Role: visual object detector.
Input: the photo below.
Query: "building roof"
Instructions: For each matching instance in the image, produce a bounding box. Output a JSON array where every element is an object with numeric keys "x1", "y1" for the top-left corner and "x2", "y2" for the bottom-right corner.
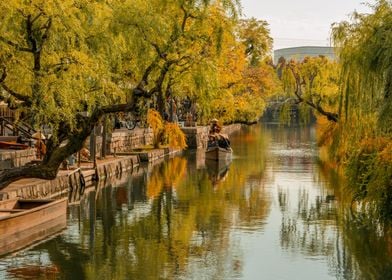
[{"x1": 273, "y1": 46, "x2": 336, "y2": 65}]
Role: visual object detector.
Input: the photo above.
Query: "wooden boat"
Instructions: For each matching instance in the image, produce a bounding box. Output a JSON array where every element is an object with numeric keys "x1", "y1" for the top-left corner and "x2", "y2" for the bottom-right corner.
[
  {"x1": 205, "y1": 145, "x2": 233, "y2": 161},
  {"x1": 0, "y1": 198, "x2": 67, "y2": 256},
  {"x1": 0, "y1": 141, "x2": 29, "y2": 150}
]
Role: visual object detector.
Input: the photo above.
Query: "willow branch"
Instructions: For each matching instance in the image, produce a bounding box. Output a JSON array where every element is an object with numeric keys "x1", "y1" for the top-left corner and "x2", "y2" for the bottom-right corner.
[
  {"x1": 0, "y1": 68, "x2": 32, "y2": 106},
  {"x1": 0, "y1": 36, "x2": 32, "y2": 52}
]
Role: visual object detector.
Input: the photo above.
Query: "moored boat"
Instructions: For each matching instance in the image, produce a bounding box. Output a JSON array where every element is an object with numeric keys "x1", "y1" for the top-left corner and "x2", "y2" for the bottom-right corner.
[
  {"x1": 0, "y1": 198, "x2": 67, "y2": 256},
  {"x1": 205, "y1": 144, "x2": 232, "y2": 161},
  {"x1": 206, "y1": 118, "x2": 232, "y2": 161},
  {"x1": 0, "y1": 141, "x2": 29, "y2": 150}
]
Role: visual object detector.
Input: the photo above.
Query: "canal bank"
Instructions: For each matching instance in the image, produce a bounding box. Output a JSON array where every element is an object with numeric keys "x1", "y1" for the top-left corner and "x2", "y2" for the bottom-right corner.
[
  {"x1": 2, "y1": 124, "x2": 390, "y2": 280},
  {"x1": 0, "y1": 124, "x2": 242, "y2": 201}
]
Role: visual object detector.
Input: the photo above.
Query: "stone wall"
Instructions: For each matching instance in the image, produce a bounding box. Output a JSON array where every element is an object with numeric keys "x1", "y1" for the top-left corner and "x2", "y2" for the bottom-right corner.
[
  {"x1": 0, "y1": 171, "x2": 72, "y2": 200},
  {"x1": 181, "y1": 124, "x2": 242, "y2": 149},
  {"x1": 181, "y1": 126, "x2": 209, "y2": 149},
  {"x1": 126, "y1": 147, "x2": 182, "y2": 162},
  {"x1": 95, "y1": 156, "x2": 139, "y2": 181},
  {"x1": 107, "y1": 128, "x2": 153, "y2": 154},
  {"x1": 97, "y1": 124, "x2": 242, "y2": 154},
  {"x1": 222, "y1": 124, "x2": 242, "y2": 135},
  {"x1": 0, "y1": 149, "x2": 36, "y2": 170},
  {"x1": 0, "y1": 155, "x2": 141, "y2": 201}
]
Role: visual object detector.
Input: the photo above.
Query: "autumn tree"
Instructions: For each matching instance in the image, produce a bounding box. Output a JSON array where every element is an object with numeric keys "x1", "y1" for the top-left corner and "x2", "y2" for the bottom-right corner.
[
  {"x1": 331, "y1": 0, "x2": 392, "y2": 219},
  {"x1": 0, "y1": 0, "x2": 242, "y2": 187},
  {"x1": 116, "y1": 0, "x2": 241, "y2": 117},
  {"x1": 0, "y1": 1, "x2": 135, "y2": 187},
  {"x1": 279, "y1": 56, "x2": 340, "y2": 123},
  {"x1": 209, "y1": 17, "x2": 278, "y2": 124},
  {"x1": 239, "y1": 18, "x2": 272, "y2": 67}
]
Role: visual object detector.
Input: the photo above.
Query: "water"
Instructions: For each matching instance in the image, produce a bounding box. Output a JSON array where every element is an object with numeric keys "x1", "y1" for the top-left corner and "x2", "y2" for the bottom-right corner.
[{"x1": 1, "y1": 124, "x2": 392, "y2": 280}]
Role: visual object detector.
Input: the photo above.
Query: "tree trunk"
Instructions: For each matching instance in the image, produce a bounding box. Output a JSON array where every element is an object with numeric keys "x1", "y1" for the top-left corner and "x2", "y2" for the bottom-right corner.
[
  {"x1": 0, "y1": 164, "x2": 58, "y2": 189},
  {"x1": 157, "y1": 92, "x2": 165, "y2": 116},
  {"x1": 0, "y1": 102, "x2": 136, "y2": 189}
]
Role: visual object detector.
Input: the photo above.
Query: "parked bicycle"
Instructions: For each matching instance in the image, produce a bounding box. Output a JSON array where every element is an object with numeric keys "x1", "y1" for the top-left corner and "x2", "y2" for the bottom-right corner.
[{"x1": 114, "y1": 112, "x2": 148, "y2": 130}]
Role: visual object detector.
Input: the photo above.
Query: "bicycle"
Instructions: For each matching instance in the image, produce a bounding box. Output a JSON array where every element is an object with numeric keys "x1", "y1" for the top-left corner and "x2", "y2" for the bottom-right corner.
[{"x1": 123, "y1": 113, "x2": 148, "y2": 130}]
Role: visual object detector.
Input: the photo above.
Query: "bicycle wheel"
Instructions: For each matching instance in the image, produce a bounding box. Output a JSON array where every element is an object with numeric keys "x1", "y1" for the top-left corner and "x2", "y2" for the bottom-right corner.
[{"x1": 126, "y1": 120, "x2": 137, "y2": 130}]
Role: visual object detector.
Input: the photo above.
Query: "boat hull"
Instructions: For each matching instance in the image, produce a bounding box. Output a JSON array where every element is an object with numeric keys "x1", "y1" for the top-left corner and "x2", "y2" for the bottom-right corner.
[
  {"x1": 205, "y1": 146, "x2": 232, "y2": 161},
  {"x1": 0, "y1": 198, "x2": 67, "y2": 256},
  {"x1": 0, "y1": 141, "x2": 29, "y2": 150}
]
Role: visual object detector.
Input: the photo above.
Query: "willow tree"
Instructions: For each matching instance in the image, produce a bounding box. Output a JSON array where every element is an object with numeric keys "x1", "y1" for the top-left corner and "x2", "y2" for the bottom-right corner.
[
  {"x1": 115, "y1": 0, "x2": 242, "y2": 118},
  {"x1": 209, "y1": 17, "x2": 278, "y2": 124},
  {"x1": 331, "y1": 0, "x2": 392, "y2": 218},
  {"x1": 239, "y1": 18, "x2": 272, "y2": 67},
  {"x1": 0, "y1": 0, "x2": 244, "y2": 187},
  {"x1": 279, "y1": 56, "x2": 340, "y2": 123},
  {"x1": 0, "y1": 1, "x2": 137, "y2": 187}
]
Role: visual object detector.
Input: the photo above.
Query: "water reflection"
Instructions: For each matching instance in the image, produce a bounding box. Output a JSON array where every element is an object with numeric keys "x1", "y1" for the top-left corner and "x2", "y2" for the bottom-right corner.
[
  {"x1": 205, "y1": 159, "x2": 231, "y2": 187},
  {"x1": 1, "y1": 124, "x2": 392, "y2": 279},
  {"x1": 7, "y1": 265, "x2": 59, "y2": 279}
]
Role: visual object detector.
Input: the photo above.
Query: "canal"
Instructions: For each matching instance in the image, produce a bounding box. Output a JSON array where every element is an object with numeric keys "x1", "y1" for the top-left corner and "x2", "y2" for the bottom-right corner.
[{"x1": 1, "y1": 124, "x2": 392, "y2": 279}]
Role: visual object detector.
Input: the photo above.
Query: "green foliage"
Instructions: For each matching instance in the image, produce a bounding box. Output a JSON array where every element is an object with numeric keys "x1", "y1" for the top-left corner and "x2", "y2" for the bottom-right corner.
[
  {"x1": 332, "y1": 0, "x2": 392, "y2": 126},
  {"x1": 0, "y1": 0, "x2": 277, "y2": 130},
  {"x1": 331, "y1": 0, "x2": 392, "y2": 220},
  {"x1": 238, "y1": 18, "x2": 273, "y2": 66},
  {"x1": 346, "y1": 138, "x2": 392, "y2": 219},
  {"x1": 0, "y1": 0, "x2": 279, "y2": 185},
  {"x1": 0, "y1": 1, "x2": 124, "y2": 136},
  {"x1": 279, "y1": 56, "x2": 340, "y2": 123}
]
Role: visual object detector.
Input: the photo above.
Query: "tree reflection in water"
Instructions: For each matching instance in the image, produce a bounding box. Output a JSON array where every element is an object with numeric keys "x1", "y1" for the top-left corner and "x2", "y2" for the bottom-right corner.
[
  {"x1": 278, "y1": 159, "x2": 392, "y2": 279},
  {"x1": 0, "y1": 148, "x2": 270, "y2": 280},
  {"x1": 2, "y1": 125, "x2": 392, "y2": 279}
]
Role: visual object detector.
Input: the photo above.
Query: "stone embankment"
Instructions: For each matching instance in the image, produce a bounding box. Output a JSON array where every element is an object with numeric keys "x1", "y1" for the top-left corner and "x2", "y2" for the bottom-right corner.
[
  {"x1": 107, "y1": 128, "x2": 153, "y2": 154},
  {"x1": 182, "y1": 123, "x2": 242, "y2": 149},
  {"x1": 0, "y1": 123, "x2": 242, "y2": 201},
  {"x1": 0, "y1": 156, "x2": 140, "y2": 201},
  {"x1": 0, "y1": 149, "x2": 36, "y2": 170}
]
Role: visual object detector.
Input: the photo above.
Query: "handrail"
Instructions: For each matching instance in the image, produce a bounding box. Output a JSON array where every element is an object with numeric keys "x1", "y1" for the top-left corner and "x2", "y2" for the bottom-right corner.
[
  {"x1": 66, "y1": 167, "x2": 81, "y2": 177},
  {"x1": 0, "y1": 106, "x2": 15, "y2": 118},
  {"x1": 0, "y1": 117, "x2": 34, "y2": 138}
]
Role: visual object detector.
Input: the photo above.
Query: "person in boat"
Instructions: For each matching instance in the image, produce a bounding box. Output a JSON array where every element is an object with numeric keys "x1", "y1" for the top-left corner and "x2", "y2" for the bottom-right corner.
[
  {"x1": 209, "y1": 118, "x2": 221, "y2": 135},
  {"x1": 208, "y1": 119, "x2": 230, "y2": 149}
]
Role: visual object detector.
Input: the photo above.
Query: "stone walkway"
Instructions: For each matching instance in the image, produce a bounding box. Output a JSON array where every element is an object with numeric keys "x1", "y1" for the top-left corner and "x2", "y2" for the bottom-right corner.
[
  {"x1": 0, "y1": 123, "x2": 241, "y2": 201},
  {"x1": 0, "y1": 155, "x2": 139, "y2": 201}
]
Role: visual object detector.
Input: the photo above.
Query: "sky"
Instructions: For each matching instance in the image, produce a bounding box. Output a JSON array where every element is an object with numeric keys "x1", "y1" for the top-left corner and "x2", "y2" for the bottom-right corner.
[{"x1": 240, "y1": 0, "x2": 373, "y2": 50}]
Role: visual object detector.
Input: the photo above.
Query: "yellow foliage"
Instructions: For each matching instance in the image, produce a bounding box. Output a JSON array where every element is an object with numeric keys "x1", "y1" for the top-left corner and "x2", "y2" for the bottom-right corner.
[
  {"x1": 147, "y1": 157, "x2": 187, "y2": 199},
  {"x1": 147, "y1": 109, "x2": 163, "y2": 131},
  {"x1": 379, "y1": 142, "x2": 392, "y2": 163},
  {"x1": 163, "y1": 123, "x2": 187, "y2": 149},
  {"x1": 147, "y1": 109, "x2": 187, "y2": 149},
  {"x1": 147, "y1": 109, "x2": 164, "y2": 148},
  {"x1": 282, "y1": 56, "x2": 340, "y2": 118}
]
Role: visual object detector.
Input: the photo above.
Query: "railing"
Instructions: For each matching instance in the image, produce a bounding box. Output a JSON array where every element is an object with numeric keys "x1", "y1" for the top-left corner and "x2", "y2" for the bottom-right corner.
[
  {"x1": 0, "y1": 106, "x2": 15, "y2": 119},
  {"x1": 0, "y1": 117, "x2": 35, "y2": 139}
]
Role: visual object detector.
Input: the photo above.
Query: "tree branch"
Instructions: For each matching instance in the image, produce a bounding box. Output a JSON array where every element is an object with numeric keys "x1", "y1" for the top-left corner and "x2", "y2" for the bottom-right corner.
[
  {"x1": 287, "y1": 63, "x2": 338, "y2": 122},
  {"x1": 0, "y1": 36, "x2": 32, "y2": 52},
  {"x1": 0, "y1": 68, "x2": 32, "y2": 106}
]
